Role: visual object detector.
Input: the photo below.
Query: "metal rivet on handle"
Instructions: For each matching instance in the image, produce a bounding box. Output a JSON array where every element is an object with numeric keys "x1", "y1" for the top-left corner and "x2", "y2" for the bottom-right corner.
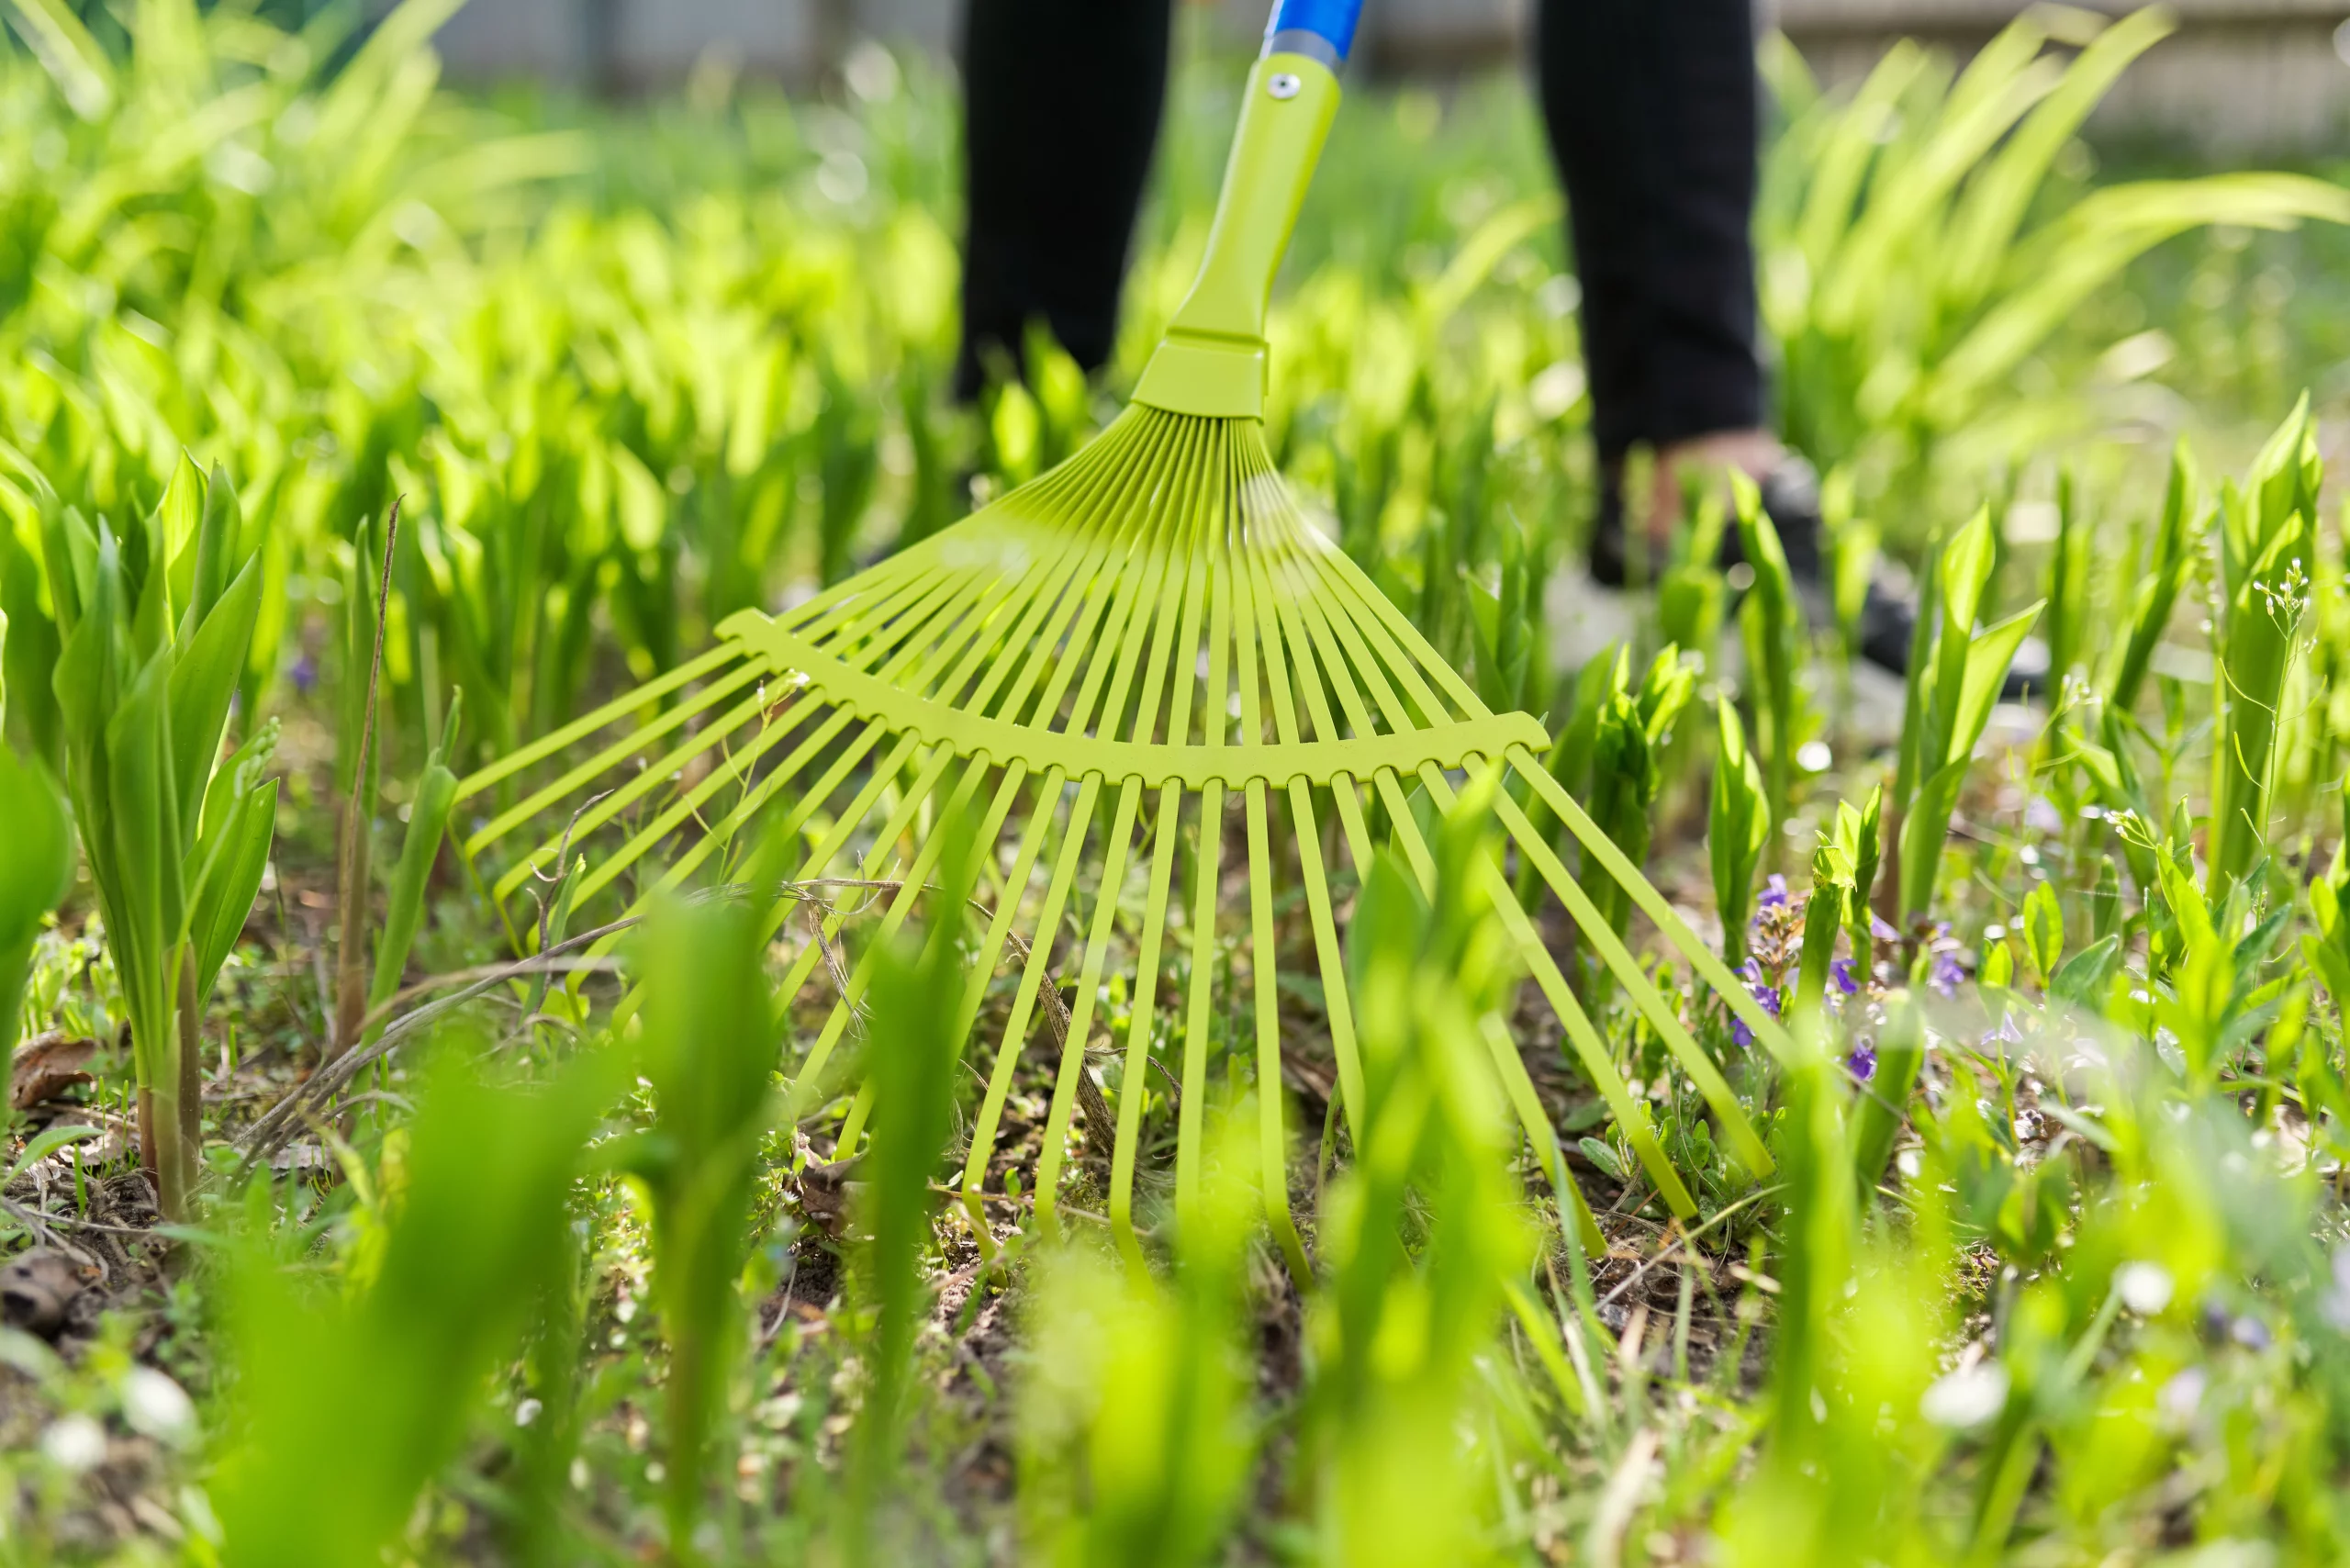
[{"x1": 1268, "y1": 73, "x2": 1302, "y2": 99}]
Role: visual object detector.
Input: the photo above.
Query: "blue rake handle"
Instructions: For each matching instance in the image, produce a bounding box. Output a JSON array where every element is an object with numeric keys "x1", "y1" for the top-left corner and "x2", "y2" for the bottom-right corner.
[{"x1": 1264, "y1": 0, "x2": 1363, "y2": 67}]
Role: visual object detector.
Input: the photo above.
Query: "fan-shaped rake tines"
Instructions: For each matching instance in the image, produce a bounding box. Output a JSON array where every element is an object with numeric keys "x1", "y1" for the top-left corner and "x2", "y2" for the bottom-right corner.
[{"x1": 453, "y1": 404, "x2": 1793, "y2": 1282}]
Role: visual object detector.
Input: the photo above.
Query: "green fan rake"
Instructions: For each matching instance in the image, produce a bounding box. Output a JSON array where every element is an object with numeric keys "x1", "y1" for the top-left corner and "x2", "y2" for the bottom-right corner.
[{"x1": 453, "y1": 3, "x2": 1788, "y2": 1279}]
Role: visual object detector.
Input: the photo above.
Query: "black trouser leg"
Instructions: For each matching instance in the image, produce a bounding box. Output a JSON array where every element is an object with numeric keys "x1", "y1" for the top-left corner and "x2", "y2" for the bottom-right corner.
[
  {"x1": 957, "y1": 0, "x2": 1174, "y2": 400},
  {"x1": 1534, "y1": 0, "x2": 1764, "y2": 466}
]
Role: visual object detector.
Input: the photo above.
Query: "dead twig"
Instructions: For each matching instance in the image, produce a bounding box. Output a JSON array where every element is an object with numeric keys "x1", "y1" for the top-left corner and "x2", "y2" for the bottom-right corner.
[
  {"x1": 238, "y1": 916, "x2": 644, "y2": 1169},
  {"x1": 0, "y1": 1193, "x2": 145, "y2": 1249},
  {"x1": 1595, "y1": 1184, "x2": 1783, "y2": 1313},
  {"x1": 330, "y1": 498, "x2": 401, "y2": 1062}
]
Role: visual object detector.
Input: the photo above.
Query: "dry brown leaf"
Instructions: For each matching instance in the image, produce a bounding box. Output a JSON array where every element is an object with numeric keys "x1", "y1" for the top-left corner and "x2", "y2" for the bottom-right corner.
[{"x1": 10, "y1": 1034, "x2": 98, "y2": 1110}]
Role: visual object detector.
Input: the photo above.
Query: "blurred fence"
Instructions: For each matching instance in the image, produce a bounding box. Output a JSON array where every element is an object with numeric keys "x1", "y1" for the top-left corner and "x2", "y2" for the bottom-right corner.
[{"x1": 429, "y1": 0, "x2": 2350, "y2": 150}]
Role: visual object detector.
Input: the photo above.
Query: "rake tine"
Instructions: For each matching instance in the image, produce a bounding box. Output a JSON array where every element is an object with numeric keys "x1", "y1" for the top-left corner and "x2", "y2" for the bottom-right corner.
[
  {"x1": 1287, "y1": 778, "x2": 1364, "y2": 1132},
  {"x1": 1245, "y1": 781, "x2": 1314, "y2": 1288},
  {"x1": 942, "y1": 762, "x2": 1052, "y2": 1253},
  {"x1": 1035, "y1": 778, "x2": 1142, "y2": 1236},
  {"x1": 1369, "y1": 767, "x2": 1438, "y2": 891},
  {"x1": 961, "y1": 774, "x2": 1095, "y2": 1226},
  {"x1": 766, "y1": 738, "x2": 943, "y2": 1087},
  {"x1": 617, "y1": 544, "x2": 1033, "y2": 931},
  {"x1": 490, "y1": 683, "x2": 800, "y2": 902},
  {"x1": 1173, "y1": 780, "x2": 1225, "y2": 1223},
  {"x1": 533, "y1": 564, "x2": 1001, "y2": 907},
  {"x1": 510, "y1": 537, "x2": 1055, "y2": 891},
  {"x1": 1486, "y1": 780, "x2": 1774, "y2": 1177},
  {"x1": 1378, "y1": 767, "x2": 1697, "y2": 1220},
  {"x1": 1303, "y1": 538, "x2": 1487, "y2": 722},
  {"x1": 580, "y1": 710, "x2": 880, "y2": 913},
  {"x1": 1248, "y1": 544, "x2": 1380, "y2": 907},
  {"x1": 946, "y1": 761, "x2": 1042, "y2": 1042},
  {"x1": 464, "y1": 657, "x2": 770, "y2": 853},
  {"x1": 458, "y1": 641, "x2": 740, "y2": 801},
  {"x1": 941, "y1": 531, "x2": 1112, "y2": 721},
  {"x1": 642, "y1": 564, "x2": 1081, "y2": 963},
  {"x1": 1263, "y1": 521, "x2": 1460, "y2": 735},
  {"x1": 845, "y1": 555, "x2": 1031, "y2": 694},
  {"x1": 788, "y1": 755, "x2": 994, "y2": 1107},
  {"x1": 1512, "y1": 750, "x2": 1797, "y2": 1063},
  {"x1": 958, "y1": 412, "x2": 1184, "y2": 730},
  {"x1": 1069, "y1": 449, "x2": 1194, "y2": 744},
  {"x1": 773, "y1": 550, "x2": 948, "y2": 666},
  {"x1": 1108, "y1": 782, "x2": 1181, "y2": 1268},
  {"x1": 982, "y1": 515, "x2": 1152, "y2": 732},
  {"x1": 889, "y1": 521, "x2": 1102, "y2": 699},
  {"x1": 1324, "y1": 775, "x2": 1377, "y2": 890},
  {"x1": 604, "y1": 708, "x2": 865, "y2": 922},
  {"x1": 1479, "y1": 1012, "x2": 1606, "y2": 1255}
]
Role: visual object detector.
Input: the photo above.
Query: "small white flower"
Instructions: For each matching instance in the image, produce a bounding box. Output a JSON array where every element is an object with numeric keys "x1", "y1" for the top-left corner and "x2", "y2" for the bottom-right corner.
[
  {"x1": 1921, "y1": 1362, "x2": 2009, "y2": 1429},
  {"x1": 514, "y1": 1397, "x2": 543, "y2": 1428},
  {"x1": 1528, "y1": 360, "x2": 1586, "y2": 422},
  {"x1": 121, "y1": 1367, "x2": 196, "y2": 1446},
  {"x1": 2116, "y1": 1261, "x2": 2175, "y2": 1316},
  {"x1": 2159, "y1": 1367, "x2": 2208, "y2": 1426},
  {"x1": 2322, "y1": 1245, "x2": 2350, "y2": 1332},
  {"x1": 41, "y1": 1414, "x2": 107, "y2": 1473}
]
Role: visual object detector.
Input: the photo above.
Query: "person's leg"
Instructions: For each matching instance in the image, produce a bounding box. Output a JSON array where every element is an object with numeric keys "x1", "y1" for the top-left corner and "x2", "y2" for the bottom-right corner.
[
  {"x1": 1533, "y1": 1, "x2": 2042, "y2": 687},
  {"x1": 957, "y1": 0, "x2": 1174, "y2": 399},
  {"x1": 1536, "y1": 0, "x2": 1765, "y2": 521}
]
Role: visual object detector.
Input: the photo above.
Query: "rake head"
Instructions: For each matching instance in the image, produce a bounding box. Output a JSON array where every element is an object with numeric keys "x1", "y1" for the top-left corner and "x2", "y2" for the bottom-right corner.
[{"x1": 453, "y1": 22, "x2": 1789, "y2": 1278}]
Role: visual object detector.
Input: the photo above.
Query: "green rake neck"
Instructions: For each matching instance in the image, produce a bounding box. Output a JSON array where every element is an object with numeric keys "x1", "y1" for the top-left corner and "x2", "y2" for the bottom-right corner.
[{"x1": 1131, "y1": 49, "x2": 1341, "y2": 420}]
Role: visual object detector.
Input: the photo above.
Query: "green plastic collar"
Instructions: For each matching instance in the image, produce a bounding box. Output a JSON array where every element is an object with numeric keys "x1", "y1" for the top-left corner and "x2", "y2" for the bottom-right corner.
[{"x1": 1131, "y1": 53, "x2": 1340, "y2": 420}]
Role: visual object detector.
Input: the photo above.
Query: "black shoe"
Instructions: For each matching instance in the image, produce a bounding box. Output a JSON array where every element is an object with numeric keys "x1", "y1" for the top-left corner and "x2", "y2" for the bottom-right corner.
[
  {"x1": 1585, "y1": 467, "x2": 1640, "y2": 589},
  {"x1": 1587, "y1": 455, "x2": 2044, "y2": 701}
]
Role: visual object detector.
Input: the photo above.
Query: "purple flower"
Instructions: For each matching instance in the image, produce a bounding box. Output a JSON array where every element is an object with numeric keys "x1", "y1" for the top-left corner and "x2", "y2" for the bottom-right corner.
[
  {"x1": 1871, "y1": 913, "x2": 1900, "y2": 944},
  {"x1": 1845, "y1": 1041, "x2": 1877, "y2": 1081},
  {"x1": 1831, "y1": 958, "x2": 1859, "y2": 996},
  {"x1": 1930, "y1": 951, "x2": 1965, "y2": 997},
  {"x1": 1730, "y1": 958, "x2": 1781, "y2": 1048},
  {"x1": 1759, "y1": 874, "x2": 1791, "y2": 911},
  {"x1": 1977, "y1": 1014, "x2": 2022, "y2": 1057},
  {"x1": 289, "y1": 652, "x2": 319, "y2": 694}
]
